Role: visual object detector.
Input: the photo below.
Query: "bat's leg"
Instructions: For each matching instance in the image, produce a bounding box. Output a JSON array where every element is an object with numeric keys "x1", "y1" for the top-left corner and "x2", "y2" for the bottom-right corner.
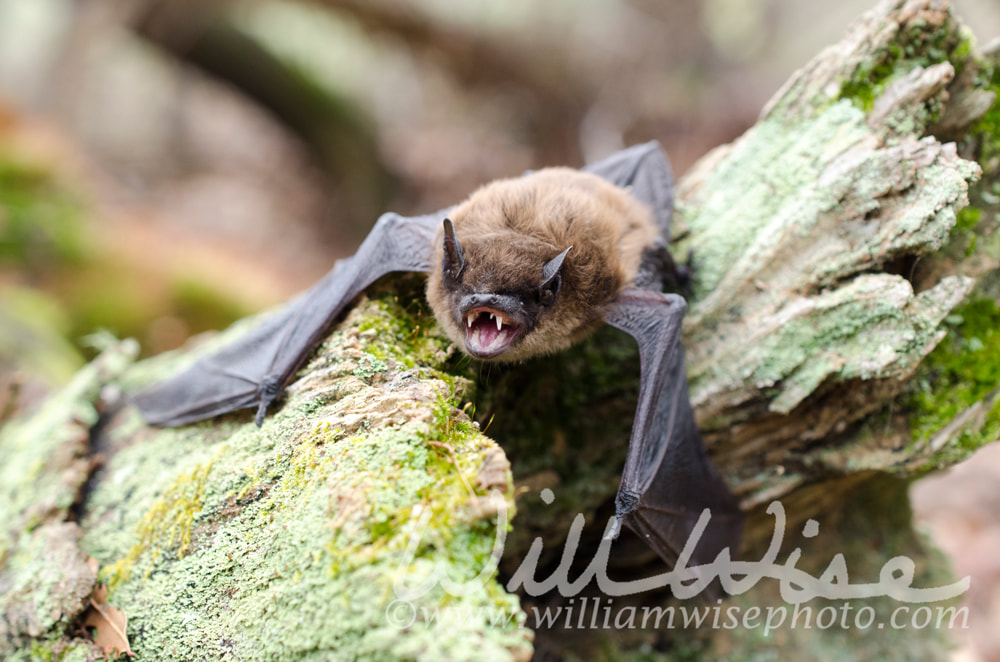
[
  {"x1": 672, "y1": 248, "x2": 694, "y2": 290},
  {"x1": 603, "y1": 288, "x2": 742, "y2": 571},
  {"x1": 633, "y1": 239, "x2": 670, "y2": 291}
]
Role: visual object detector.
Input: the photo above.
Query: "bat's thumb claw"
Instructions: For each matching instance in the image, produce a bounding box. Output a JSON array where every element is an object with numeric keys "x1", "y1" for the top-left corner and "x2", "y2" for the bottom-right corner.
[
  {"x1": 604, "y1": 516, "x2": 624, "y2": 541},
  {"x1": 607, "y1": 489, "x2": 638, "y2": 540}
]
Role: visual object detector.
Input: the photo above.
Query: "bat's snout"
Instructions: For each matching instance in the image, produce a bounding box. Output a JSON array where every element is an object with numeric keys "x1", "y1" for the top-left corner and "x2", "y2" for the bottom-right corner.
[{"x1": 458, "y1": 293, "x2": 527, "y2": 359}]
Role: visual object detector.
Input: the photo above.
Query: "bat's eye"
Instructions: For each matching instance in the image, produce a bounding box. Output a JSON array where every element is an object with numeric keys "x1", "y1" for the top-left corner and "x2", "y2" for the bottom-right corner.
[{"x1": 537, "y1": 246, "x2": 572, "y2": 308}]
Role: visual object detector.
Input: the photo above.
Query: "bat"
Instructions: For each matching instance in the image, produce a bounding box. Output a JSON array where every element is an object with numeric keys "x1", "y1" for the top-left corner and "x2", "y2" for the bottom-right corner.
[{"x1": 134, "y1": 141, "x2": 743, "y2": 576}]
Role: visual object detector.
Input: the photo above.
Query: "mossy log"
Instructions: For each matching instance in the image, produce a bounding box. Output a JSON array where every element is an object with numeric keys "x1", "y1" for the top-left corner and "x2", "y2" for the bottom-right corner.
[{"x1": 3, "y1": 1, "x2": 1000, "y2": 660}]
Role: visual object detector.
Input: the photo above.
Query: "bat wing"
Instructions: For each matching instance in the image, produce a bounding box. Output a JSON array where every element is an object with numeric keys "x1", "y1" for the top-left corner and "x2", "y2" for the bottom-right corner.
[
  {"x1": 603, "y1": 288, "x2": 743, "y2": 572},
  {"x1": 134, "y1": 210, "x2": 447, "y2": 426},
  {"x1": 583, "y1": 141, "x2": 674, "y2": 241},
  {"x1": 592, "y1": 143, "x2": 740, "y2": 581}
]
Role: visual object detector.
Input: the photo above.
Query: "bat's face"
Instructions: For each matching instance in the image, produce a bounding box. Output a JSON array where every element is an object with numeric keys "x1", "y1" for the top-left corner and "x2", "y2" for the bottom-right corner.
[
  {"x1": 429, "y1": 218, "x2": 572, "y2": 361},
  {"x1": 425, "y1": 168, "x2": 655, "y2": 362}
]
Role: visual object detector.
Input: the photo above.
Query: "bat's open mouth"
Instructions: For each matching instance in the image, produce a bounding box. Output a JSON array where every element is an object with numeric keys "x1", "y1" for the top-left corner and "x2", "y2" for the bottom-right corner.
[{"x1": 463, "y1": 307, "x2": 521, "y2": 358}]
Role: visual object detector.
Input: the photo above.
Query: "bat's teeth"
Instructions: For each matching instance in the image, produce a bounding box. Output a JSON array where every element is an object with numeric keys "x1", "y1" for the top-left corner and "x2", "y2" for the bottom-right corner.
[
  {"x1": 467, "y1": 312, "x2": 475, "y2": 328},
  {"x1": 496, "y1": 315, "x2": 503, "y2": 331}
]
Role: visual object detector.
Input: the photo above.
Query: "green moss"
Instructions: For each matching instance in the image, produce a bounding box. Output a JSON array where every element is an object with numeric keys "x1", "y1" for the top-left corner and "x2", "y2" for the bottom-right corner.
[
  {"x1": 325, "y1": 391, "x2": 495, "y2": 570},
  {"x1": 950, "y1": 27, "x2": 974, "y2": 70},
  {"x1": 838, "y1": 14, "x2": 969, "y2": 119},
  {"x1": 906, "y1": 298, "x2": 1000, "y2": 462},
  {"x1": 354, "y1": 279, "x2": 455, "y2": 370},
  {"x1": 679, "y1": 101, "x2": 880, "y2": 300},
  {"x1": 953, "y1": 206, "x2": 981, "y2": 233},
  {"x1": 429, "y1": 390, "x2": 476, "y2": 446},
  {"x1": 839, "y1": 42, "x2": 903, "y2": 112},
  {"x1": 28, "y1": 642, "x2": 53, "y2": 662},
  {"x1": 949, "y1": 206, "x2": 984, "y2": 257},
  {"x1": 0, "y1": 341, "x2": 136, "y2": 547}
]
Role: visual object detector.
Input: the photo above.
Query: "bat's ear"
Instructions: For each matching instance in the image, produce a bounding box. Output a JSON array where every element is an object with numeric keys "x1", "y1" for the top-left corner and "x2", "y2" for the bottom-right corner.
[
  {"x1": 538, "y1": 246, "x2": 572, "y2": 307},
  {"x1": 441, "y1": 218, "x2": 465, "y2": 289}
]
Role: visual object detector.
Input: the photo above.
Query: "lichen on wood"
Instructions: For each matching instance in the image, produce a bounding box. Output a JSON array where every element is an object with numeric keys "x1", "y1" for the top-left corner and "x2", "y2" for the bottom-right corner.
[
  {"x1": 0, "y1": 339, "x2": 136, "y2": 659},
  {"x1": 81, "y1": 286, "x2": 531, "y2": 662},
  {"x1": 673, "y1": 0, "x2": 999, "y2": 507}
]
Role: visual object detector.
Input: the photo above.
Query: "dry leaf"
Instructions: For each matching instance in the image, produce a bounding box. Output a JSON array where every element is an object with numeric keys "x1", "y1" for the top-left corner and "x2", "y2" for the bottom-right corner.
[{"x1": 82, "y1": 583, "x2": 134, "y2": 659}]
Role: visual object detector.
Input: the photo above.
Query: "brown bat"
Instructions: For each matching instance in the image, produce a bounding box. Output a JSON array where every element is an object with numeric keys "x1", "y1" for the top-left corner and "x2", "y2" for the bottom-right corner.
[
  {"x1": 428, "y1": 167, "x2": 660, "y2": 361},
  {"x1": 134, "y1": 142, "x2": 743, "y2": 574}
]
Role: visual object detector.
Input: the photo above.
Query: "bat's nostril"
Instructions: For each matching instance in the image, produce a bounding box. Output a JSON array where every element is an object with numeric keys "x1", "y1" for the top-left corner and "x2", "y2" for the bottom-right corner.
[{"x1": 489, "y1": 295, "x2": 498, "y2": 305}]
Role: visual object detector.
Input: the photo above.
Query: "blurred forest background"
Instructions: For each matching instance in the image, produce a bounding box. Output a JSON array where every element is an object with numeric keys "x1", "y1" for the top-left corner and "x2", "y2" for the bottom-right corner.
[{"x1": 1, "y1": 0, "x2": 1000, "y2": 659}]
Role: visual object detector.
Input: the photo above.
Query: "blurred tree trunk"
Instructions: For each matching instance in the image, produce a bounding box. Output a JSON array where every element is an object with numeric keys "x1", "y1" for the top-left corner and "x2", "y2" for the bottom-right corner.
[
  {"x1": 133, "y1": 0, "x2": 395, "y2": 241},
  {"x1": 46, "y1": 0, "x2": 393, "y2": 243},
  {"x1": 135, "y1": 0, "x2": 591, "y2": 164}
]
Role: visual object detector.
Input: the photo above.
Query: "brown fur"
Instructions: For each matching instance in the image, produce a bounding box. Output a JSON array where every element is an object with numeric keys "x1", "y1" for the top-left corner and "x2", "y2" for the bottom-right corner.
[{"x1": 426, "y1": 168, "x2": 659, "y2": 361}]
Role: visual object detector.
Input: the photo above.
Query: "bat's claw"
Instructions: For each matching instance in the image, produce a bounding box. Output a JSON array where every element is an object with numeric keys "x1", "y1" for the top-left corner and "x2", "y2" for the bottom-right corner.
[
  {"x1": 255, "y1": 375, "x2": 283, "y2": 426},
  {"x1": 254, "y1": 398, "x2": 273, "y2": 426},
  {"x1": 604, "y1": 515, "x2": 624, "y2": 541}
]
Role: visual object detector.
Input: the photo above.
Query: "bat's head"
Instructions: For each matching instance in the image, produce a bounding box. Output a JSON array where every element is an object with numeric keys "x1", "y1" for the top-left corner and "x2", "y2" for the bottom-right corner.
[
  {"x1": 431, "y1": 218, "x2": 573, "y2": 360},
  {"x1": 425, "y1": 168, "x2": 655, "y2": 361}
]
